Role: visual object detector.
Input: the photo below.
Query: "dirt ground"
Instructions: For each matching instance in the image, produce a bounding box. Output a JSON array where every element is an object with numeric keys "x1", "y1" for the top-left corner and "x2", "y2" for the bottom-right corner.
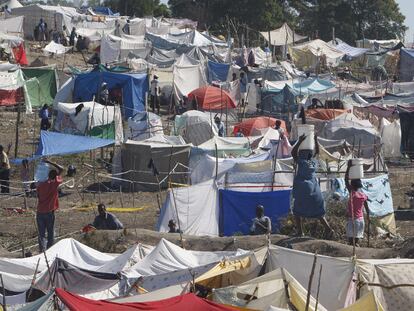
[{"x1": 1, "y1": 45, "x2": 414, "y2": 258}]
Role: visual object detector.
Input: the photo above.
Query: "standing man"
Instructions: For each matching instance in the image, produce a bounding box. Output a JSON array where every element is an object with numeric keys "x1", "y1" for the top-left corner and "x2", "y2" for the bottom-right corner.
[
  {"x1": 0, "y1": 144, "x2": 11, "y2": 194},
  {"x1": 214, "y1": 115, "x2": 225, "y2": 137},
  {"x1": 150, "y1": 75, "x2": 160, "y2": 114},
  {"x1": 39, "y1": 104, "x2": 50, "y2": 131},
  {"x1": 69, "y1": 27, "x2": 77, "y2": 47},
  {"x1": 239, "y1": 72, "x2": 248, "y2": 107},
  {"x1": 36, "y1": 159, "x2": 63, "y2": 252},
  {"x1": 250, "y1": 205, "x2": 271, "y2": 235},
  {"x1": 38, "y1": 18, "x2": 46, "y2": 42}
]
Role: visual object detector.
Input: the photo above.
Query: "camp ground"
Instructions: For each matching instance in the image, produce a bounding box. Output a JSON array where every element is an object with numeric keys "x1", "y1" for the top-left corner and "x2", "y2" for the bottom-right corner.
[{"x1": 1, "y1": 1, "x2": 414, "y2": 310}]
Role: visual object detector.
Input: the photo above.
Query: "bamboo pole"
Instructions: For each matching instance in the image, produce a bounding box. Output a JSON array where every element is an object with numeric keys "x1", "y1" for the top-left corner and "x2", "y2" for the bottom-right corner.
[
  {"x1": 305, "y1": 252, "x2": 318, "y2": 311},
  {"x1": 27, "y1": 258, "x2": 40, "y2": 300}
]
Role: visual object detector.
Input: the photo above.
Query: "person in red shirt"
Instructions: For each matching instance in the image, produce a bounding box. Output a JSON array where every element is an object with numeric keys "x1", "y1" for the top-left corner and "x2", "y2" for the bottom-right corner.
[
  {"x1": 345, "y1": 160, "x2": 370, "y2": 247},
  {"x1": 36, "y1": 159, "x2": 63, "y2": 252}
]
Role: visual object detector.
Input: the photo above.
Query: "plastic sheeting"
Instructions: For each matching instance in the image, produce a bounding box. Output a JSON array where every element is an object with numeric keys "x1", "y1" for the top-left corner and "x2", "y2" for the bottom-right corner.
[
  {"x1": 22, "y1": 66, "x2": 58, "y2": 108},
  {"x1": 157, "y1": 180, "x2": 219, "y2": 236},
  {"x1": 43, "y1": 40, "x2": 71, "y2": 55},
  {"x1": 188, "y1": 86, "x2": 236, "y2": 110},
  {"x1": 0, "y1": 16, "x2": 23, "y2": 33},
  {"x1": 196, "y1": 136, "x2": 257, "y2": 157},
  {"x1": 260, "y1": 23, "x2": 307, "y2": 46},
  {"x1": 266, "y1": 245, "x2": 355, "y2": 311},
  {"x1": 380, "y1": 119, "x2": 401, "y2": 159},
  {"x1": 125, "y1": 111, "x2": 163, "y2": 141},
  {"x1": 330, "y1": 38, "x2": 369, "y2": 59},
  {"x1": 73, "y1": 71, "x2": 148, "y2": 119},
  {"x1": 220, "y1": 189, "x2": 291, "y2": 236},
  {"x1": 399, "y1": 48, "x2": 414, "y2": 82},
  {"x1": 207, "y1": 60, "x2": 230, "y2": 82}
]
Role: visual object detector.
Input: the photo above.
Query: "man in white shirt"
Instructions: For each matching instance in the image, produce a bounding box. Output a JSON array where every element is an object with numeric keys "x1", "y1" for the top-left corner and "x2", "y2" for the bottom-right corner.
[{"x1": 150, "y1": 75, "x2": 160, "y2": 114}]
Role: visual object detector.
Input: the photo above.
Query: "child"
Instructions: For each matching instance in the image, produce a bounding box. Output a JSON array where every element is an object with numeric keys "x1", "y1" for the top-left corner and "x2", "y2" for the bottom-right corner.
[{"x1": 345, "y1": 160, "x2": 370, "y2": 246}]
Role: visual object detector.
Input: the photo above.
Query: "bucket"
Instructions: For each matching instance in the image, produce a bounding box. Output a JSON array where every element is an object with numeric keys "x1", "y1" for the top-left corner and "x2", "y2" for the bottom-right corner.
[
  {"x1": 349, "y1": 158, "x2": 364, "y2": 179},
  {"x1": 296, "y1": 124, "x2": 315, "y2": 150},
  {"x1": 35, "y1": 162, "x2": 50, "y2": 182}
]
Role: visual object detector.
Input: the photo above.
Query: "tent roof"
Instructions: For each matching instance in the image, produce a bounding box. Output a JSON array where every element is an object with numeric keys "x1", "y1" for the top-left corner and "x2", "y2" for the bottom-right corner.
[
  {"x1": 233, "y1": 117, "x2": 287, "y2": 136},
  {"x1": 188, "y1": 86, "x2": 236, "y2": 110},
  {"x1": 56, "y1": 290, "x2": 237, "y2": 311},
  {"x1": 4, "y1": 0, "x2": 22, "y2": 9},
  {"x1": 260, "y1": 23, "x2": 307, "y2": 46},
  {"x1": 329, "y1": 38, "x2": 369, "y2": 58},
  {"x1": 291, "y1": 39, "x2": 345, "y2": 59}
]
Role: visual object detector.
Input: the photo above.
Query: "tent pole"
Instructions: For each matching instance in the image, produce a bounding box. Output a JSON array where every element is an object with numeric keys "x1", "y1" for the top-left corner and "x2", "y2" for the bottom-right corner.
[
  {"x1": 14, "y1": 102, "x2": 22, "y2": 158},
  {"x1": 305, "y1": 252, "x2": 318, "y2": 311},
  {"x1": 315, "y1": 265, "x2": 323, "y2": 311},
  {"x1": 215, "y1": 143, "x2": 218, "y2": 180},
  {"x1": 27, "y1": 258, "x2": 40, "y2": 301}
]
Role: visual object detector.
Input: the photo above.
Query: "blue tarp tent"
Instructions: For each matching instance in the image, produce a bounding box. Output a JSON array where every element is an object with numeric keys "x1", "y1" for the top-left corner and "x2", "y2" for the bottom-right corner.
[
  {"x1": 220, "y1": 189, "x2": 291, "y2": 236},
  {"x1": 35, "y1": 131, "x2": 114, "y2": 157},
  {"x1": 291, "y1": 78, "x2": 335, "y2": 95},
  {"x1": 399, "y1": 49, "x2": 414, "y2": 82},
  {"x1": 93, "y1": 7, "x2": 119, "y2": 16},
  {"x1": 207, "y1": 61, "x2": 230, "y2": 82},
  {"x1": 73, "y1": 72, "x2": 148, "y2": 119}
]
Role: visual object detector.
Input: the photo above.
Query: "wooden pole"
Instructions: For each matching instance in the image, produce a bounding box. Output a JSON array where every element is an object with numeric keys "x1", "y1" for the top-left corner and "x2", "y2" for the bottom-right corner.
[
  {"x1": 43, "y1": 251, "x2": 53, "y2": 288},
  {"x1": 170, "y1": 187, "x2": 184, "y2": 248},
  {"x1": 27, "y1": 258, "x2": 40, "y2": 300},
  {"x1": 305, "y1": 252, "x2": 318, "y2": 311},
  {"x1": 215, "y1": 143, "x2": 218, "y2": 180},
  {"x1": 14, "y1": 102, "x2": 22, "y2": 158},
  {"x1": 315, "y1": 265, "x2": 323, "y2": 311}
]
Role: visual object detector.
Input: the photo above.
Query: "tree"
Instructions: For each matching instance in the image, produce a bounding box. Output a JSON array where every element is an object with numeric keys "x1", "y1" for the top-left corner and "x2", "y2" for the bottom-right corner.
[{"x1": 104, "y1": 0, "x2": 166, "y2": 17}]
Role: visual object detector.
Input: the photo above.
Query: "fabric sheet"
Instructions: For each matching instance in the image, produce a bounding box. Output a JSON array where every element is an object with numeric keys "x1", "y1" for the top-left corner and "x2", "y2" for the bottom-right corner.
[
  {"x1": 266, "y1": 245, "x2": 355, "y2": 311},
  {"x1": 380, "y1": 119, "x2": 401, "y2": 158},
  {"x1": 157, "y1": 180, "x2": 219, "y2": 236},
  {"x1": 220, "y1": 189, "x2": 291, "y2": 236},
  {"x1": 43, "y1": 41, "x2": 71, "y2": 55},
  {"x1": 0, "y1": 16, "x2": 24, "y2": 33},
  {"x1": 208, "y1": 60, "x2": 230, "y2": 82}
]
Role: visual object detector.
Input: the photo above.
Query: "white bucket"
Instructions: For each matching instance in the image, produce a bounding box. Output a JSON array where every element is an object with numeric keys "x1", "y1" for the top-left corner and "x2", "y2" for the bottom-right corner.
[
  {"x1": 297, "y1": 124, "x2": 315, "y2": 150},
  {"x1": 349, "y1": 158, "x2": 364, "y2": 179}
]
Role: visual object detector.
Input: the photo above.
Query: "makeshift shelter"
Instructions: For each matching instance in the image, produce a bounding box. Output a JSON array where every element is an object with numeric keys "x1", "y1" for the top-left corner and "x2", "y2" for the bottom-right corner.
[
  {"x1": 220, "y1": 189, "x2": 291, "y2": 235},
  {"x1": 3, "y1": 0, "x2": 23, "y2": 9},
  {"x1": 125, "y1": 111, "x2": 163, "y2": 141},
  {"x1": 158, "y1": 180, "x2": 219, "y2": 236},
  {"x1": 56, "y1": 290, "x2": 238, "y2": 311},
  {"x1": 380, "y1": 119, "x2": 401, "y2": 159},
  {"x1": 73, "y1": 71, "x2": 148, "y2": 119},
  {"x1": 22, "y1": 66, "x2": 58, "y2": 108},
  {"x1": 213, "y1": 268, "x2": 327, "y2": 311},
  {"x1": 260, "y1": 23, "x2": 307, "y2": 46},
  {"x1": 196, "y1": 136, "x2": 257, "y2": 157},
  {"x1": 43, "y1": 41, "x2": 71, "y2": 55},
  {"x1": 100, "y1": 34, "x2": 149, "y2": 64},
  {"x1": 399, "y1": 48, "x2": 414, "y2": 82},
  {"x1": 0, "y1": 16, "x2": 24, "y2": 34},
  {"x1": 330, "y1": 38, "x2": 369, "y2": 60},
  {"x1": 0, "y1": 69, "x2": 26, "y2": 107},
  {"x1": 54, "y1": 101, "x2": 123, "y2": 142},
  {"x1": 207, "y1": 60, "x2": 230, "y2": 82},
  {"x1": 289, "y1": 39, "x2": 345, "y2": 69},
  {"x1": 174, "y1": 110, "x2": 218, "y2": 146},
  {"x1": 188, "y1": 86, "x2": 236, "y2": 111},
  {"x1": 400, "y1": 111, "x2": 414, "y2": 157},
  {"x1": 233, "y1": 117, "x2": 287, "y2": 136},
  {"x1": 121, "y1": 137, "x2": 191, "y2": 191}
]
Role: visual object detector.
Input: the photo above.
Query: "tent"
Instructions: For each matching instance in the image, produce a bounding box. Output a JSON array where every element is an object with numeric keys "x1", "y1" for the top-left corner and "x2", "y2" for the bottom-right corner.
[
  {"x1": 260, "y1": 23, "x2": 307, "y2": 46},
  {"x1": 0, "y1": 69, "x2": 25, "y2": 107},
  {"x1": 22, "y1": 66, "x2": 58, "y2": 108},
  {"x1": 53, "y1": 101, "x2": 124, "y2": 142},
  {"x1": 188, "y1": 86, "x2": 236, "y2": 110},
  {"x1": 207, "y1": 60, "x2": 230, "y2": 82},
  {"x1": 0, "y1": 16, "x2": 24, "y2": 33},
  {"x1": 174, "y1": 110, "x2": 218, "y2": 146},
  {"x1": 399, "y1": 48, "x2": 414, "y2": 82},
  {"x1": 125, "y1": 111, "x2": 163, "y2": 141},
  {"x1": 400, "y1": 111, "x2": 414, "y2": 157},
  {"x1": 330, "y1": 38, "x2": 369, "y2": 60},
  {"x1": 220, "y1": 189, "x2": 291, "y2": 236},
  {"x1": 100, "y1": 34, "x2": 149, "y2": 64},
  {"x1": 157, "y1": 180, "x2": 219, "y2": 236},
  {"x1": 34, "y1": 130, "x2": 114, "y2": 159},
  {"x1": 380, "y1": 119, "x2": 401, "y2": 159},
  {"x1": 196, "y1": 136, "x2": 257, "y2": 157},
  {"x1": 121, "y1": 138, "x2": 191, "y2": 191},
  {"x1": 306, "y1": 108, "x2": 347, "y2": 120},
  {"x1": 289, "y1": 39, "x2": 345, "y2": 69},
  {"x1": 3, "y1": 0, "x2": 22, "y2": 9},
  {"x1": 233, "y1": 117, "x2": 287, "y2": 136},
  {"x1": 73, "y1": 71, "x2": 148, "y2": 119},
  {"x1": 56, "y1": 290, "x2": 238, "y2": 311},
  {"x1": 93, "y1": 6, "x2": 118, "y2": 16}
]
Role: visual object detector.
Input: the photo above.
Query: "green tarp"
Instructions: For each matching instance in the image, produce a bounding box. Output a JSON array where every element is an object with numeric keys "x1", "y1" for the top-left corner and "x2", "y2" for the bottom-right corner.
[
  {"x1": 88, "y1": 122, "x2": 115, "y2": 139},
  {"x1": 22, "y1": 66, "x2": 57, "y2": 108}
]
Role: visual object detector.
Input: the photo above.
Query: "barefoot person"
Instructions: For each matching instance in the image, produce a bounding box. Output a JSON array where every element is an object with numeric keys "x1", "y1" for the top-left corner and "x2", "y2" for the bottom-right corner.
[
  {"x1": 36, "y1": 159, "x2": 63, "y2": 252},
  {"x1": 345, "y1": 160, "x2": 370, "y2": 246},
  {"x1": 292, "y1": 134, "x2": 334, "y2": 238}
]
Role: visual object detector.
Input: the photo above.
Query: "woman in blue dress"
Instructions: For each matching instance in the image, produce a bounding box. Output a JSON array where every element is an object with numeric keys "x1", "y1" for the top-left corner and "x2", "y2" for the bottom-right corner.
[{"x1": 292, "y1": 134, "x2": 334, "y2": 238}]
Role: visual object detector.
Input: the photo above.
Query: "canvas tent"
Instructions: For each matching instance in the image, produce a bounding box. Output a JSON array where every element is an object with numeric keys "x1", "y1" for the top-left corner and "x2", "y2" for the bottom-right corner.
[
  {"x1": 260, "y1": 23, "x2": 307, "y2": 46},
  {"x1": 188, "y1": 85, "x2": 236, "y2": 110},
  {"x1": 22, "y1": 66, "x2": 58, "y2": 108}
]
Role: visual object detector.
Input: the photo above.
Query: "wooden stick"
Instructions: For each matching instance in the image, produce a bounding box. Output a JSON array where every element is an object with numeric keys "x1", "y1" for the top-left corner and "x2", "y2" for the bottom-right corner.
[
  {"x1": 305, "y1": 252, "x2": 318, "y2": 311},
  {"x1": 315, "y1": 265, "x2": 323, "y2": 311},
  {"x1": 215, "y1": 143, "x2": 218, "y2": 180},
  {"x1": 14, "y1": 102, "x2": 21, "y2": 158},
  {"x1": 27, "y1": 258, "x2": 40, "y2": 300},
  {"x1": 0, "y1": 273, "x2": 6, "y2": 311},
  {"x1": 43, "y1": 251, "x2": 53, "y2": 289}
]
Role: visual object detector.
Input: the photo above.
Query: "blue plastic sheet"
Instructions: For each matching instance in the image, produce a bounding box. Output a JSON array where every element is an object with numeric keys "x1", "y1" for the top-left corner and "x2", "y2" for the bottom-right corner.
[
  {"x1": 73, "y1": 71, "x2": 148, "y2": 119},
  {"x1": 35, "y1": 131, "x2": 114, "y2": 157},
  {"x1": 332, "y1": 174, "x2": 394, "y2": 217},
  {"x1": 220, "y1": 189, "x2": 291, "y2": 236},
  {"x1": 399, "y1": 49, "x2": 414, "y2": 82},
  {"x1": 208, "y1": 61, "x2": 230, "y2": 82}
]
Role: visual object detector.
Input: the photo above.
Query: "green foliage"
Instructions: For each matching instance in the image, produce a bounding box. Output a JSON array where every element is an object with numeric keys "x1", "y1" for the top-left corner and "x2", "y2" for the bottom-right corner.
[{"x1": 104, "y1": 0, "x2": 170, "y2": 17}]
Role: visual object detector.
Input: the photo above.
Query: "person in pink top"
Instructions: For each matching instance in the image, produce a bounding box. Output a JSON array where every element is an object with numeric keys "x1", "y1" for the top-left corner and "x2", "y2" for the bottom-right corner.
[{"x1": 345, "y1": 160, "x2": 370, "y2": 246}]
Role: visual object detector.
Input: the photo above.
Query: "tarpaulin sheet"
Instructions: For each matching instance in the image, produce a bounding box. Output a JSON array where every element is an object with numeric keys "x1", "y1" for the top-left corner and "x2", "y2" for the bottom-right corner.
[
  {"x1": 188, "y1": 86, "x2": 236, "y2": 110},
  {"x1": 35, "y1": 130, "x2": 114, "y2": 157},
  {"x1": 380, "y1": 119, "x2": 401, "y2": 158},
  {"x1": 56, "y1": 290, "x2": 237, "y2": 311},
  {"x1": 220, "y1": 189, "x2": 291, "y2": 236},
  {"x1": 208, "y1": 60, "x2": 230, "y2": 82},
  {"x1": 291, "y1": 78, "x2": 335, "y2": 94},
  {"x1": 400, "y1": 111, "x2": 414, "y2": 156},
  {"x1": 43, "y1": 40, "x2": 71, "y2": 55},
  {"x1": 0, "y1": 15, "x2": 23, "y2": 33},
  {"x1": 0, "y1": 88, "x2": 23, "y2": 106},
  {"x1": 399, "y1": 48, "x2": 414, "y2": 82},
  {"x1": 22, "y1": 66, "x2": 57, "y2": 107},
  {"x1": 306, "y1": 109, "x2": 347, "y2": 120},
  {"x1": 260, "y1": 23, "x2": 306, "y2": 46},
  {"x1": 157, "y1": 180, "x2": 219, "y2": 236},
  {"x1": 233, "y1": 117, "x2": 287, "y2": 136},
  {"x1": 73, "y1": 71, "x2": 148, "y2": 119},
  {"x1": 332, "y1": 174, "x2": 394, "y2": 217},
  {"x1": 330, "y1": 39, "x2": 369, "y2": 58}
]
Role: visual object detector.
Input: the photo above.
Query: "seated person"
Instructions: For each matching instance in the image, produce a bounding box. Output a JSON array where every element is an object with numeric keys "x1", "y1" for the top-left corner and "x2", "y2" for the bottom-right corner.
[
  {"x1": 91, "y1": 203, "x2": 124, "y2": 230},
  {"x1": 250, "y1": 205, "x2": 271, "y2": 235},
  {"x1": 168, "y1": 219, "x2": 182, "y2": 233}
]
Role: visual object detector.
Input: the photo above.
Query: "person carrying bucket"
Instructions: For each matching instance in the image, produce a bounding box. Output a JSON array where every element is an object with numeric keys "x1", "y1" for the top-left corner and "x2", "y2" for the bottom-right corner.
[
  {"x1": 291, "y1": 128, "x2": 334, "y2": 239},
  {"x1": 345, "y1": 159, "x2": 370, "y2": 246}
]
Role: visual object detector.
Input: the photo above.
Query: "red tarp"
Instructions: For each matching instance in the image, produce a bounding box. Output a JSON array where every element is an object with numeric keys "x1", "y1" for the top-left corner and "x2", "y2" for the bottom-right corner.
[
  {"x1": 12, "y1": 43, "x2": 28, "y2": 66},
  {"x1": 305, "y1": 108, "x2": 347, "y2": 120},
  {"x1": 0, "y1": 88, "x2": 23, "y2": 106},
  {"x1": 55, "y1": 289, "x2": 238, "y2": 311},
  {"x1": 188, "y1": 86, "x2": 236, "y2": 110},
  {"x1": 233, "y1": 117, "x2": 287, "y2": 136}
]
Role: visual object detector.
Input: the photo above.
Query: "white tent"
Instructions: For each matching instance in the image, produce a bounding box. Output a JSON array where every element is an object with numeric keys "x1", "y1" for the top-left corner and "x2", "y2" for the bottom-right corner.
[
  {"x1": 125, "y1": 111, "x2": 163, "y2": 141},
  {"x1": 0, "y1": 16, "x2": 23, "y2": 33},
  {"x1": 157, "y1": 180, "x2": 220, "y2": 236},
  {"x1": 3, "y1": 0, "x2": 22, "y2": 9},
  {"x1": 260, "y1": 23, "x2": 307, "y2": 46},
  {"x1": 380, "y1": 118, "x2": 401, "y2": 159}
]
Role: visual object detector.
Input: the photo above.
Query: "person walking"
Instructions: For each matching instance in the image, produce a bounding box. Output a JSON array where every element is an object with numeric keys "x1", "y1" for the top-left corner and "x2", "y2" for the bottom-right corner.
[
  {"x1": 150, "y1": 75, "x2": 160, "y2": 114},
  {"x1": 36, "y1": 159, "x2": 63, "y2": 252},
  {"x1": 39, "y1": 104, "x2": 50, "y2": 131},
  {"x1": 291, "y1": 134, "x2": 334, "y2": 238},
  {"x1": 0, "y1": 143, "x2": 11, "y2": 194}
]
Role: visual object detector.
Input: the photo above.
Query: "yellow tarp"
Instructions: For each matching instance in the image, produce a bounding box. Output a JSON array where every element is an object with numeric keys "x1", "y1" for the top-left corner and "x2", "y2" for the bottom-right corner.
[
  {"x1": 338, "y1": 291, "x2": 384, "y2": 311},
  {"x1": 75, "y1": 207, "x2": 146, "y2": 212}
]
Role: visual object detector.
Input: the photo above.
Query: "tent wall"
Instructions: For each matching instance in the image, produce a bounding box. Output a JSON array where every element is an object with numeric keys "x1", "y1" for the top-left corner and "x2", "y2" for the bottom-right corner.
[
  {"x1": 399, "y1": 49, "x2": 414, "y2": 82},
  {"x1": 22, "y1": 66, "x2": 58, "y2": 108}
]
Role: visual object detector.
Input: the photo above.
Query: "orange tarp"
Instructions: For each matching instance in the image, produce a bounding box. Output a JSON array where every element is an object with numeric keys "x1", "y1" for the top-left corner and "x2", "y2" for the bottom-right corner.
[
  {"x1": 306, "y1": 109, "x2": 347, "y2": 120},
  {"x1": 188, "y1": 86, "x2": 237, "y2": 110},
  {"x1": 233, "y1": 117, "x2": 287, "y2": 136}
]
